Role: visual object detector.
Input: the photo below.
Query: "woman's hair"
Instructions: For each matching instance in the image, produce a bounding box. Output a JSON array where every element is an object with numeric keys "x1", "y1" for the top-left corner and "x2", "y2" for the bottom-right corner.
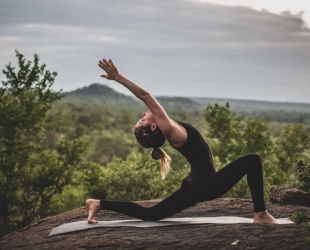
[{"x1": 134, "y1": 125, "x2": 171, "y2": 179}]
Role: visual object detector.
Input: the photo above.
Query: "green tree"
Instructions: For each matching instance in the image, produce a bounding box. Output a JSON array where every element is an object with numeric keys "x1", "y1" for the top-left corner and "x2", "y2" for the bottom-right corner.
[
  {"x1": 290, "y1": 211, "x2": 310, "y2": 242},
  {"x1": 0, "y1": 51, "x2": 90, "y2": 236},
  {"x1": 277, "y1": 124, "x2": 310, "y2": 189},
  {"x1": 85, "y1": 151, "x2": 188, "y2": 201},
  {"x1": 205, "y1": 103, "x2": 273, "y2": 163},
  {"x1": 205, "y1": 103, "x2": 277, "y2": 198}
]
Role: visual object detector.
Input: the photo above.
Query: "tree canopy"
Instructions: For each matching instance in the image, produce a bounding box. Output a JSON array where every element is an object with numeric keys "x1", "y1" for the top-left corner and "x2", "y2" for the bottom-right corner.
[{"x1": 0, "y1": 51, "x2": 91, "y2": 236}]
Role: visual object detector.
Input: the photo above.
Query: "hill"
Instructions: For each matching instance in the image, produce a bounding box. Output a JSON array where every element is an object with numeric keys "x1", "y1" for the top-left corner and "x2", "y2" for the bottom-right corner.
[
  {"x1": 191, "y1": 97, "x2": 310, "y2": 113},
  {"x1": 157, "y1": 96, "x2": 202, "y2": 111},
  {"x1": 64, "y1": 83, "x2": 137, "y2": 106},
  {"x1": 1, "y1": 198, "x2": 309, "y2": 249}
]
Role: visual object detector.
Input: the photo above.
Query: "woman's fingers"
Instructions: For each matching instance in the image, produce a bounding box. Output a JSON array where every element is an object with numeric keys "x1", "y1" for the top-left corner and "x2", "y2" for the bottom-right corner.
[
  {"x1": 102, "y1": 58, "x2": 113, "y2": 68},
  {"x1": 102, "y1": 58, "x2": 108, "y2": 65},
  {"x1": 108, "y1": 59, "x2": 114, "y2": 66},
  {"x1": 98, "y1": 62, "x2": 107, "y2": 72},
  {"x1": 98, "y1": 60, "x2": 106, "y2": 68},
  {"x1": 98, "y1": 59, "x2": 111, "y2": 70}
]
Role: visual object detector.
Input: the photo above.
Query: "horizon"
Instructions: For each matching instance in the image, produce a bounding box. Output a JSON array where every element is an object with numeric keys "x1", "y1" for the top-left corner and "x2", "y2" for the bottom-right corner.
[{"x1": 66, "y1": 83, "x2": 310, "y2": 105}]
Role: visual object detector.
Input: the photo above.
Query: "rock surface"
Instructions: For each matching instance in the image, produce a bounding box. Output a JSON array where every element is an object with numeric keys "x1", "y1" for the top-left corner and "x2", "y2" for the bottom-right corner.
[
  {"x1": 269, "y1": 186, "x2": 310, "y2": 207},
  {"x1": 1, "y1": 198, "x2": 310, "y2": 250}
]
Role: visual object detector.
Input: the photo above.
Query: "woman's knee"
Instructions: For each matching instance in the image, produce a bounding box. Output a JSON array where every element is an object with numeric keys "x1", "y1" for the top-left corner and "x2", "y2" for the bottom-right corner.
[
  {"x1": 246, "y1": 153, "x2": 261, "y2": 162},
  {"x1": 245, "y1": 153, "x2": 262, "y2": 170}
]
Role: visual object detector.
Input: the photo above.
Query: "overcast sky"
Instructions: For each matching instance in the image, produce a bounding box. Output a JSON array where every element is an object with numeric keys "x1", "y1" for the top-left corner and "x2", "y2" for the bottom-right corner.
[{"x1": 0, "y1": 0, "x2": 310, "y2": 103}]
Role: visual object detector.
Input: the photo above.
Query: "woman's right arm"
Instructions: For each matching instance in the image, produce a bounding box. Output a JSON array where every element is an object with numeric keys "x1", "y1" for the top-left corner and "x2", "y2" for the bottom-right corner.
[
  {"x1": 99, "y1": 59, "x2": 154, "y2": 101},
  {"x1": 99, "y1": 59, "x2": 166, "y2": 117},
  {"x1": 98, "y1": 58, "x2": 187, "y2": 146}
]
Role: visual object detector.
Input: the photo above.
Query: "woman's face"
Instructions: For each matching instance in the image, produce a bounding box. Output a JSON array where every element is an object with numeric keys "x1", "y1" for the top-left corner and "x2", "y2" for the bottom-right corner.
[{"x1": 135, "y1": 110, "x2": 156, "y2": 128}]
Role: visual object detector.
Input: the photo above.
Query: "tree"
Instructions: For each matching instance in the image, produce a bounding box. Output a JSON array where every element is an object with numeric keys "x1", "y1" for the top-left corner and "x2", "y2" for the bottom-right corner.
[
  {"x1": 85, "y1": 151, "x2": 188, "y2": 201},
  {"x1": 205, "y1": 103, "x2": 277, "y2": 198},
  {"x1": 277, "y1": 124, "x2": 310, "y2": 189},
  {"x1": 0, "y1": 51, "x2": 90, "y2": 236},
  {"x1": 205, "y1": 103, "x2": 273, "y2": 163}
]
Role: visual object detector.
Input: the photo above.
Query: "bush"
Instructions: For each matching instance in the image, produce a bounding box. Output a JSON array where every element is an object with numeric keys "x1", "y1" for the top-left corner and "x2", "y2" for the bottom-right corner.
[{"x1": 85, "y1": 152, "x2": 188, "y2": 201}]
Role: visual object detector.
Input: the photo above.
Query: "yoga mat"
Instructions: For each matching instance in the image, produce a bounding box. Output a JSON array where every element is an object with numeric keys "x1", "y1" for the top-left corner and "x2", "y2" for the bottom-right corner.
[{"x1": 48, "y1": 217, "x2": 293, "y2": 237}]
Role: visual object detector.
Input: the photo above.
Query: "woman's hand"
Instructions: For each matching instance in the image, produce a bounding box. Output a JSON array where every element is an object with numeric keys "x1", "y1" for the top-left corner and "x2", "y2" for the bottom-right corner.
[{"x1": 98, "y1": 58, "x2": 119, "y2": 80}]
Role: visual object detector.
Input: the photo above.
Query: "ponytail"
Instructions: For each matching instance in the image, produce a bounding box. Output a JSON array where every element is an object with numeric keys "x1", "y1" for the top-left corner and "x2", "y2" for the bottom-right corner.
[
  {"x1": 134, "y1": 125, "x2": 171, "y2": 179},
  {"x1": 151, "y1": 147, "x2": 171, "y2": 180}
]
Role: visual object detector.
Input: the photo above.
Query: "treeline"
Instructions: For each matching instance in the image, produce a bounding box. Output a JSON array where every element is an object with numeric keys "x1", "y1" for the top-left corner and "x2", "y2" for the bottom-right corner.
[
  {"x1": 152, "y1": 97, "x2": 310, "y2": 125},
  {"x1": 1, "y1": 51, "x2": 310, "y2": 237}
]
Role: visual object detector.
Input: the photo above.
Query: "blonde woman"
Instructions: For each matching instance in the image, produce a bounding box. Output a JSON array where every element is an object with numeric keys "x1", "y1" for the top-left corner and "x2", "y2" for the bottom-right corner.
[{"x1": 86, "y1": 58, "x2": 278, "y2": 224}]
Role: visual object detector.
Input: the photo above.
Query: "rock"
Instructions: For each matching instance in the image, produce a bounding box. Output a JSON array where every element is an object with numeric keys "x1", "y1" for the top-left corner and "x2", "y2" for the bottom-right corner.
[
  {"x1": 1, "y1": 198, "x2": 310, "y2": 250},
  {"x1": 269, "y1": 186, "x2": 310, "y2": 207}
]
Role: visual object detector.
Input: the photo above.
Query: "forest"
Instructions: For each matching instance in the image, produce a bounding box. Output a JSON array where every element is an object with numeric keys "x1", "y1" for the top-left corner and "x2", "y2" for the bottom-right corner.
[{"x1": 1, "y1": 51, "x2": 310, "y2": 237}]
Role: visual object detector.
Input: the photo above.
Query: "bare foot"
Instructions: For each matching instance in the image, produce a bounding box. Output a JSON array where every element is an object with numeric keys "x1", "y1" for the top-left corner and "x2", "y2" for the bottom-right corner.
[
  {"x1": 86, "y1": 199, "x2": 100, "y2": 223},
  {"x1": 253, "y1": 210, "x2": 281, "y2": 224}
]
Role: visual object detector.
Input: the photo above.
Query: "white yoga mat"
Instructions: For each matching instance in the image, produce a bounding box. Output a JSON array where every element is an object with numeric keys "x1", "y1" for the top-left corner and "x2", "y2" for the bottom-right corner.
[{"x1": 48, "y1": 216, "x2": 293, "y2": 237}]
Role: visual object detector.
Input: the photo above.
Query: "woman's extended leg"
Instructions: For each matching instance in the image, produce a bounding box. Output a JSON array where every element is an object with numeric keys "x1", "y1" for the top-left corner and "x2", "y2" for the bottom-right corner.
[{"x1": 86, "y1": 180, "x2": 196, "y2": 223}]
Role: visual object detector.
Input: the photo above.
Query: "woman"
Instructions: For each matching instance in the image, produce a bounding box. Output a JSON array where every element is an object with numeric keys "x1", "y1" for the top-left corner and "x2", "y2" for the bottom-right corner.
[{"x1": 86, "y1": 58, "x2": 279, "y2": 224}]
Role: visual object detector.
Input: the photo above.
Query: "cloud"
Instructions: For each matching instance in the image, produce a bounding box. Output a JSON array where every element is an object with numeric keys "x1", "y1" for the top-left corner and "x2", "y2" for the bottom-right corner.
[
  {"x1": 0, "y1": 0, "x2": 310, "y2": 103},
  {"x1": 198, "y1": 0, "x2": 310, "y2": 29}
]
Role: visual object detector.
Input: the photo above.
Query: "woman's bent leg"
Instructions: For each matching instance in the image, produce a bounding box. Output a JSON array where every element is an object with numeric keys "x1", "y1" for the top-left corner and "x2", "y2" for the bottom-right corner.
[
  {"x1": 100, "y1": 180, "x2": 196, "y2": 221},
  {"x1": 201, "y1": 154, "x2": 266, "y2": 212}
]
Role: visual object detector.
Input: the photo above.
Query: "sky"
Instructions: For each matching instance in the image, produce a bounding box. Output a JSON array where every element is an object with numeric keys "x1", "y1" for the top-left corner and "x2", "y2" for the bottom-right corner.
[{"x1": 0, "y1": 0, "x2": 309, "y2": 103}]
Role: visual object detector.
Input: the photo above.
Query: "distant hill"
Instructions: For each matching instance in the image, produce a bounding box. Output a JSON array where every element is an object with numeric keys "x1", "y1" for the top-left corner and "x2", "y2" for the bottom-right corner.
[
  {"x1": 156, "y1": 96, "x2": 201, "y2": 111},
  {"x1": 64, "y1": 83, "x2": 137, "y2": 105},
  {"x1": 190, "y1": 97, "x2": 310, "y2": 113}
]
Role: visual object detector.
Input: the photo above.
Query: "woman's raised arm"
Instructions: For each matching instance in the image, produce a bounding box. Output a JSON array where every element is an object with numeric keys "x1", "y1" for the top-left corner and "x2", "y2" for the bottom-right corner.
[{"x1": 98, "y1": 58, "x2": 187, "y2": 146}]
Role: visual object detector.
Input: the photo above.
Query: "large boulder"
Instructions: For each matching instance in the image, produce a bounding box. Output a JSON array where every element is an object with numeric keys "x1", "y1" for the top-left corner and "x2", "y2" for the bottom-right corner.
[
  {"x1": 269, "y1": 186, "x2": 310, "y2": 207},
  {"x1": 1, "y1": 198, "x2": 310, "y2": 250}
]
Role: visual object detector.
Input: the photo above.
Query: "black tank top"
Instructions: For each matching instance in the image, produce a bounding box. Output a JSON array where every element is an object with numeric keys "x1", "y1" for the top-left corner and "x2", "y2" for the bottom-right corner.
[{"x1": 171, "y1": 121, "x2": 216, "y2": 181}]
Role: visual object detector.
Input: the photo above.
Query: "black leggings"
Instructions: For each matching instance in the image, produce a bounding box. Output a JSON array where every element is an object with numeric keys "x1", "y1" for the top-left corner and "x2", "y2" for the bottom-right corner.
[{"x1": 100, "y1": 154, "x2": 266, "y2": 221}]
